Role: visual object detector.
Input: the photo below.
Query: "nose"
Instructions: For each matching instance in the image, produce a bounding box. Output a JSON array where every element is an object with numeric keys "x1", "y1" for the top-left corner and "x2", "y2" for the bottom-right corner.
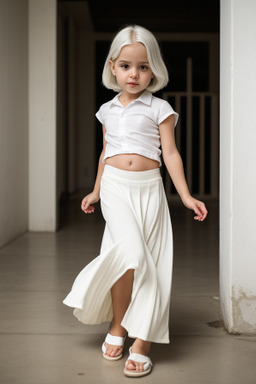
[{"x1": 130, "y1": 68, "x2": 139, "y2": 79}]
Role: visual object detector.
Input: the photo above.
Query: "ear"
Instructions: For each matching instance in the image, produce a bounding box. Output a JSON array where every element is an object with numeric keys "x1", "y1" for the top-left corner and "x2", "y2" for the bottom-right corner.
[{"x1": 109, "y1": 60, "x2": 116, "y2": 76}]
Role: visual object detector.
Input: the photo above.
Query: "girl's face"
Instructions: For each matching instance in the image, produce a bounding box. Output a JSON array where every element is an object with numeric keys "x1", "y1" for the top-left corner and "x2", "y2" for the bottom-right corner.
[{"x1": 110, "y1": 43, "x2": 154, "y2": 96}]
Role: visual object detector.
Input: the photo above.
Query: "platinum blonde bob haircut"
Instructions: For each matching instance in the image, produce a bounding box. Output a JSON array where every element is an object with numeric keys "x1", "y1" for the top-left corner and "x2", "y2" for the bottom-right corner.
[{"x1": 102, "y1": 25, "x2": 169, "y2": 93}]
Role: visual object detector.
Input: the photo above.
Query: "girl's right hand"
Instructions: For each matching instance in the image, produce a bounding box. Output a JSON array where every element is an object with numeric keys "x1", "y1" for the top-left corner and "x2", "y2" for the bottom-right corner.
[{"x1": 81, "y1": 192, "x2": 100, "y2": 214}]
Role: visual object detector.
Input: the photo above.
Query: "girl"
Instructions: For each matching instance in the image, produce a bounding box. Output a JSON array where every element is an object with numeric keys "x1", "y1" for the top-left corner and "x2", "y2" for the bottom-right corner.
[{"x1": 63, "y1": 25, "x2": 207, "y2": 378}]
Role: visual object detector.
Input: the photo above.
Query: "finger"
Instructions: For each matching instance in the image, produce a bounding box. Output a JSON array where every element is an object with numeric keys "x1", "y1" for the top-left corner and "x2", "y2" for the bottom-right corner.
[
  {"x1": 89, "y1": 206, "x2": 95, "y2": 213},
  {"x1": 194, "y1": 208, "x2": 202, "y2": 216},
  {"x1": 81, "y1": 203, "x2": 88, "y2": 213},
  {"x1": 81, "y1": 199, "x2": 87, "y2": 210},
  {"x1": 85, "y1": 205, "x2": 95, "y2": 214},
  {"x1": 201, "y1": 210, "x2": 208, "y2": 221},
  {"x1": 84, "y1": 200, "x2": 92, "y2": 211},
  {"x1": 200, "y1": 204, "x2": 208, "y2": 221},
  {"x1": 82, "y1": 203, "x2": 90, "y2": 213},
  {"x1": 193, "y1": 206, "x2": 202, "y2": 218},
  {"x1": 194, "y1": 206, "x2": 208, "y2": 221},
  {"x1": 201, "y1": 207, "x2": 208, "y2": 219}
]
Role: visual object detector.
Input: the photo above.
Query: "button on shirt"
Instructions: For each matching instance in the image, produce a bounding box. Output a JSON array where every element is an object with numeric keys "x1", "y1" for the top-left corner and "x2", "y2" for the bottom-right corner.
[{"x1": 95, "y1": 90, "x2": 179, "y2": 166}]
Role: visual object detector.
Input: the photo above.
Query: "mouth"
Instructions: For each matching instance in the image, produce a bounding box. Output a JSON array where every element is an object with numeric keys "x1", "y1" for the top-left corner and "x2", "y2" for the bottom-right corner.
[{"x1": 127, "y1": 82, "x2": 139, "y2": 86}]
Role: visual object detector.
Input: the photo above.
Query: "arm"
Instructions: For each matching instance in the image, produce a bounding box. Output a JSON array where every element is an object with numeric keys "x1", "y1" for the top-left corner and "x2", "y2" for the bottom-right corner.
[
  {"x1": 81, "y1": 125, "x2": 107, "y2": 214},
  {"x1": 159, "y1": 115, "x2": 208, "y2": 221}
]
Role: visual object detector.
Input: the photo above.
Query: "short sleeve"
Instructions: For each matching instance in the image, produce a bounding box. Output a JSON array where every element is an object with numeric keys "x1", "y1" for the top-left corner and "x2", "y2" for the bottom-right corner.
[
  {"x1": 158, "y1": 101, "x2": 179, "y2": 127},
  {"x1": 95, "y1": 105, "x2": 104, "y2": 125}
]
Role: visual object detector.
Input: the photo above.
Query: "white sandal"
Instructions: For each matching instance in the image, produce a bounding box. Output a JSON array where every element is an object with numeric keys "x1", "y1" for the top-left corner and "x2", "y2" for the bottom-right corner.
[
  {"x1": 124, "y1": 347, "x2": 153, "y2": 377},
  {"x1": 102, "y1": 333, "x2": 126, "y2": 361}
]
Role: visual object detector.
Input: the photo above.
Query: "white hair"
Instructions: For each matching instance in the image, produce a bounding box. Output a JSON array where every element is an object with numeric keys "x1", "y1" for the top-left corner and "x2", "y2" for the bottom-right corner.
[{"x1": 102, "y1": 25, "x2": 169, "y2": 93}]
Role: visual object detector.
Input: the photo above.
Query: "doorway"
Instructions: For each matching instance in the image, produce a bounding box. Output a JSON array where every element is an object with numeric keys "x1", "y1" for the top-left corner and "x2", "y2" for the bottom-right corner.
[{"x1": 57, "y1": 0, "x2": 220, "y2": 205}]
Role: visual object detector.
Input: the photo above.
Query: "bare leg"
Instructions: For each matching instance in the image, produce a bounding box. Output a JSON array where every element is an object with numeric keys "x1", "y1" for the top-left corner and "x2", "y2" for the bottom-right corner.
[{"x1": 104, "y1": 269, "x2": 134, "y2": 357}]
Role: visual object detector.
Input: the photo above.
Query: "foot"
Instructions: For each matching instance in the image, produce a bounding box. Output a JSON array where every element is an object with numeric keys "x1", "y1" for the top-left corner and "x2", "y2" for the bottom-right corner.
[
  {"x1": 125, "y1": 338, "x2": 151, "y2": 373},
  {"x1": 104, "y1": 323, "x2": 127, "y2": 358}
]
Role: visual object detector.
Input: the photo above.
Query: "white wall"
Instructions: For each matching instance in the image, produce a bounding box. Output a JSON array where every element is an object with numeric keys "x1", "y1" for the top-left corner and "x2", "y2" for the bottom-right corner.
[
  {"x1": 57, "y1": 10, "x2": 67, "y2": 203},
  {"x1": 0, "y1": 0, "x2": 28, "y2": 247},
  {"x1": 220, "y1": 0, "x2": 256, "y2": 333},
  {"x1": 29, "y1": 0, "x2": 57, "y2": 231}
]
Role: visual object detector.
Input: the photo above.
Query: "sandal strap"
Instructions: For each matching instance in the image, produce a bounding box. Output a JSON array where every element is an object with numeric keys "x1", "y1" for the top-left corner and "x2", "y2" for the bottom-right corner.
[
  {"x1": 127, "y1": 347, "x2": 153, "y2": 366},
  {"x1": 105, "y1": 333, "x2": 125, "y2": 347}
]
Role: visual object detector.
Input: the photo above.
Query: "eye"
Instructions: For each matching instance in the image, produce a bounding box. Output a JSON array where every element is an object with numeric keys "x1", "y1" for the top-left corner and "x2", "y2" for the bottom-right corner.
[
  {"x1": 140, "y1": 65, "x2": 149, "y2": 71},
  {"x1": 121, "y1": 64, "x2": 129, "y2": 70}
]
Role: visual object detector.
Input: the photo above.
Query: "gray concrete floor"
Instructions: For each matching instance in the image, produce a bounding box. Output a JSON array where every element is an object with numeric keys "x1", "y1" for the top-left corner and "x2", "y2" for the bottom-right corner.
[{"x1": 0, "y1": 198, "x2": 256, "y2": 384}]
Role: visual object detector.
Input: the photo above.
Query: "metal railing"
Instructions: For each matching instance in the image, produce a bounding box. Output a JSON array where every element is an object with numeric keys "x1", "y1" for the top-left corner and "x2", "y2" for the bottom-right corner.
[
  {"x1": 162, "y1": 90, "x2": 219, "y2": 200},
  {"x1": 162, "y1": 57, "x2": 219, "y2": 200}
]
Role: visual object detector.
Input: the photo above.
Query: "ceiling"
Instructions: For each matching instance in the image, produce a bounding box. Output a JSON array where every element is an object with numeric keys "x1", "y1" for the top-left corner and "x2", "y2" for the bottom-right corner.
[{"x1": 58, "y1": 0, "x2": 220, "y2": 33}]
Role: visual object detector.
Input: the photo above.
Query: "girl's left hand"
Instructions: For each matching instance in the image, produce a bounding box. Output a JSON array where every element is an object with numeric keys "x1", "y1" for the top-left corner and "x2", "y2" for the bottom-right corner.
[{"x1": 182, "y1": 195, "x2": 208, "y2": 222}]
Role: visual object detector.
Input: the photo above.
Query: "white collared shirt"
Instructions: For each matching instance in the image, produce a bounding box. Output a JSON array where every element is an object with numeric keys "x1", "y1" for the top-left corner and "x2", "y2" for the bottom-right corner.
[{"x1": 95, "y1": 90, "x2": 179, "y2": 166}]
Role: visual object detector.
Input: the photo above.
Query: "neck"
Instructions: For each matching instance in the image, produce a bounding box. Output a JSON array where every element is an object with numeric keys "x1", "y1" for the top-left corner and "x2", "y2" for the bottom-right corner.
[{"x1": 119, "y1": 90, "x2": 145, "y2": 107}]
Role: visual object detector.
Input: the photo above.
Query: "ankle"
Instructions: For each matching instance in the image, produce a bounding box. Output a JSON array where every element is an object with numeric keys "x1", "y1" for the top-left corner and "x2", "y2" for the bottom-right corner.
[
  {"x1": 109, "y1": 322, "x2": 126, "y2": 337},
  {"x1": 132, "y1": 338, "x2": 151, "y2": 355}
]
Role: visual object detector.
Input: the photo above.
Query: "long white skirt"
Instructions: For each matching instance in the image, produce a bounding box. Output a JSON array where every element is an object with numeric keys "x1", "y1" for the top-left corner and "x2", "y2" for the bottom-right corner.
[{"x1": 63, "y1": 165, "x2": 173, "y2": 344}]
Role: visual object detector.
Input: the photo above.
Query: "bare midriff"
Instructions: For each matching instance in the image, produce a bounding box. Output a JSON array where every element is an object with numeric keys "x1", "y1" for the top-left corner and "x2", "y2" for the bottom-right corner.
[{"x1": 105, "y1": 154, "x2": 159, "y2": 171}]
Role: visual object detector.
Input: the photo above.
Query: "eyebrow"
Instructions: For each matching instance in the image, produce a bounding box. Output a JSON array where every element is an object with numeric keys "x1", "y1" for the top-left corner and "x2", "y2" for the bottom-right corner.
[{"x1": 118, "y1": 60, "x2": 149, "y2": 64}]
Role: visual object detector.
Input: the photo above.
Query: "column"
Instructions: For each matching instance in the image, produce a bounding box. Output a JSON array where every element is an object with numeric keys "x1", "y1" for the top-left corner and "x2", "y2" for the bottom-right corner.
[
  {"x1": 220, "y1": 0, "x2": 256, "y2": 333},
  {"x1": 29, "y1": 0, "x2": 57, "y2": 231}
]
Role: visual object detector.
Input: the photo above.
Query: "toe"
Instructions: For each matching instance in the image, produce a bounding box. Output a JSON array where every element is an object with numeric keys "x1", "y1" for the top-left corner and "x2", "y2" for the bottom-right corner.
[
  {"x1": 125, "y1": 360, "x2": 146, "y2": 372},
  {"x1": 110, "y1": 347, "x2": 118, "y2": 357},
  {"x1": 105, "y1": 343, "x2": 122, "y2": 357},
  {"x1": 125, "y1": 360, "x2": 136, "y2": 371}
]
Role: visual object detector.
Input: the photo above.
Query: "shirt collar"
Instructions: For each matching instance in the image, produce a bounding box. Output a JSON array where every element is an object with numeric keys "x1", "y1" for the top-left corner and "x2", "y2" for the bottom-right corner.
[{"x1": 110, "y1": 90, "x2": 152, "y2": 107}]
